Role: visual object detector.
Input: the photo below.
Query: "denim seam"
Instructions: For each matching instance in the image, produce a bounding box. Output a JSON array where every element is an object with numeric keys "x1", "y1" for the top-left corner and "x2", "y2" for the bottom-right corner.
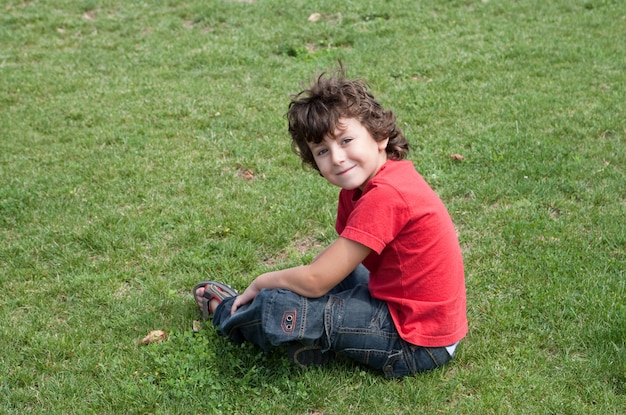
[
  {"x1": 298, "y1": 296, "x2": 307, "y2": 340},
  {"x1": 334, "y1": 328, "x2": 397, "y2": 338},
  {"x1": 400, "y1": 342, "x2": 417, "y2": 373},
  {"x1": 425, "y1": 347, "x2": 440, "y2": 366},
  {"x1": 322, "y1": 295, "x2": 343, "y2": 353}
]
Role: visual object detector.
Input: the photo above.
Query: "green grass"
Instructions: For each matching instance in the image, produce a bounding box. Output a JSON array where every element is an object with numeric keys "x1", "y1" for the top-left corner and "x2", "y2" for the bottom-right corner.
[{"x1": 1, "y1": 0, "x2": 624, "y2": 413}]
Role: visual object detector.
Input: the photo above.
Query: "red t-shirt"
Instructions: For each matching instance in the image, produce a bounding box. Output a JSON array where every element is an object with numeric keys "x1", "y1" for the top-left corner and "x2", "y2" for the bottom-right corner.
[{"x1": 336, "y1": 160, "x2": 467, "y2": 347}]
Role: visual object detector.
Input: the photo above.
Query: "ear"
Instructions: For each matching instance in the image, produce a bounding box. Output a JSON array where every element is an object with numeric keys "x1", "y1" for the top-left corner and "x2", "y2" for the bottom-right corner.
[{"x1": 378, "y1": 137, "x2": 390, "y2": 152}]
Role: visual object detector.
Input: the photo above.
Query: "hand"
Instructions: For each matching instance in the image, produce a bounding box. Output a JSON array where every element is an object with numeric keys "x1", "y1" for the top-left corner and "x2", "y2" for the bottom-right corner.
[{"x1": 230, "y1": 283, "x2": 260, "y2": 314}]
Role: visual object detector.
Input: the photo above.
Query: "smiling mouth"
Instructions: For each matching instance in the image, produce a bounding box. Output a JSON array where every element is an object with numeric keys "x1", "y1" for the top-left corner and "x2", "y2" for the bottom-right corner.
[{"x1": 337, "y1": 165, "x2": 355, "y2": 175}]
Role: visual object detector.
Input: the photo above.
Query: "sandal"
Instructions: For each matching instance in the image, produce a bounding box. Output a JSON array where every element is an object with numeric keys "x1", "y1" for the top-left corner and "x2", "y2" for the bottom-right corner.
[{"x1": 193, "y1": 280, "x2": 238, "y2": 320}]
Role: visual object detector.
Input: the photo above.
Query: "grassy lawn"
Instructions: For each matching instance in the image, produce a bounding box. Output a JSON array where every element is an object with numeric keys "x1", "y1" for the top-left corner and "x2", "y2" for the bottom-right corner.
[{"x1": 1, "y1": 0, "x2": 624, "y2": 413}]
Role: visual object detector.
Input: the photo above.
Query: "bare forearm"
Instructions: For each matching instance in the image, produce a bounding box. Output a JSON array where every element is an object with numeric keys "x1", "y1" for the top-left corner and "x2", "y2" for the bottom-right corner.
[
  {"x1": 252, "y1": 266, "x2": 328, "y2": 298},
  {"x1": 229, "y1": 265, "x2": 325, "y2": 315},
  {"x1": 230, "y1": 237, "x2": 370, "y2": 315}
]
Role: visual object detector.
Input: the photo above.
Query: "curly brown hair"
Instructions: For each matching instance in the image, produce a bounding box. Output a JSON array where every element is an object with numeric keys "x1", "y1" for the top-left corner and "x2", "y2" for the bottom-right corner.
[{"x1": 287, "y1": 69, "x2": 409, "y2": 172}]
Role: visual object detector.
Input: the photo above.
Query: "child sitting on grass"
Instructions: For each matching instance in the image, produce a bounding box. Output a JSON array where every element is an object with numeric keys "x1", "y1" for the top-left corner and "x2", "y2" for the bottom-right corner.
[{"x1": 194, "y1": 69, "x2": 467, "y2": 378}]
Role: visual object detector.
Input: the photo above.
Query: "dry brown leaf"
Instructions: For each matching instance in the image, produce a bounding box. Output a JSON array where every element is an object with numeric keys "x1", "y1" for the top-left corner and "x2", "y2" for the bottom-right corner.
[
  {"x1": 140, "y1": 330, "x2": 168, "y2": 345},
  {"x1": 450, "y1": 153, "x2": 465, "y2": 161},
  {"x1": 308, "y1": 13, "x2": 322, "y2": 22},
  {"x1": 237, "y1": 168, "x2": 255, "y2": 181}
]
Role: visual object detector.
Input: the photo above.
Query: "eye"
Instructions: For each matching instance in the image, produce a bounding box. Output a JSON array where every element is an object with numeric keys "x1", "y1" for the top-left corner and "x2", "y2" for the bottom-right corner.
[
  {"x1": 316, "y1": 148, "x2": 328, "y2": 156},
  {"x1": 341, "y1": 137, "x2": 353, "y2": 145}
]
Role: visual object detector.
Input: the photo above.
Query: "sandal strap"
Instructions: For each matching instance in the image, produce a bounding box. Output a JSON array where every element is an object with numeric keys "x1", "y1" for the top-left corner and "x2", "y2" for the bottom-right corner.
[
  {"x1": 193, "y1": 280, "x2": 238, "y2": 320},
  {"x1": 201, "y1": 281, "x2": 238, "y2": 301}
]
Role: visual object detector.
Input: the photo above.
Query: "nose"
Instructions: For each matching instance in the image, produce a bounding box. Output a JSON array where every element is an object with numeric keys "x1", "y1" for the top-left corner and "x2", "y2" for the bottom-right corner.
[{"x1": 330, "y1": 146, "x2": 345, "y2": 165}]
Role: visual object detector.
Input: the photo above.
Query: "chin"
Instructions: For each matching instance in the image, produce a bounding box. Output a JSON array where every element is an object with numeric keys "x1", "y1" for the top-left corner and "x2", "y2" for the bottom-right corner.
[{"x1": 339, "y1": 182, "x2": 363, "y2": 191}]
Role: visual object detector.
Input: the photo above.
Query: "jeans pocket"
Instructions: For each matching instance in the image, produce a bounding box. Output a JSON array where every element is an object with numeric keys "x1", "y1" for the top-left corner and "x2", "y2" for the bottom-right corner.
[{"x1": 381, "y1": 349, "x2": 410, "y2": 378}]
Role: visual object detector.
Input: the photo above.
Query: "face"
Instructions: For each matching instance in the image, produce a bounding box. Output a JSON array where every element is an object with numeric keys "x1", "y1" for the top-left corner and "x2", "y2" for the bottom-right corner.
[{"x1": 309, "y1": 118, "x2": 389, "y2": 190}]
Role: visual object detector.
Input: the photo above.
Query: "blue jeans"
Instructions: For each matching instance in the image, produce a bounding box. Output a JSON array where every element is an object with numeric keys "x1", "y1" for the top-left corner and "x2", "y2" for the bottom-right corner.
[{"x1": 213, "y1": 265, "x2": 453, "y2": 378}]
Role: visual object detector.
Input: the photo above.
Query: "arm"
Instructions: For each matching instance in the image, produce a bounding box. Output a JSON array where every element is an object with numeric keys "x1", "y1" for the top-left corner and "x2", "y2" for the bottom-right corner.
[{"x1": 230, "y1": 236, "x2": 371, "y2": 314}]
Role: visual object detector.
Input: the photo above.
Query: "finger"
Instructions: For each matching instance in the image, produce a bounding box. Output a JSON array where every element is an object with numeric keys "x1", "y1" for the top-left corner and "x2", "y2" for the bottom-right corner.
[{"x1": 230, "y1": 298, "x2": 240, "y2": 315}]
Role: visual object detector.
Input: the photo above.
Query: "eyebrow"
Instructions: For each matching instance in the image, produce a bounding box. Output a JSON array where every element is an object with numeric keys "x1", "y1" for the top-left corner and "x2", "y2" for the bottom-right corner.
[{"x1": 308, "y1": 140, "x2": 327, "y2": 149}]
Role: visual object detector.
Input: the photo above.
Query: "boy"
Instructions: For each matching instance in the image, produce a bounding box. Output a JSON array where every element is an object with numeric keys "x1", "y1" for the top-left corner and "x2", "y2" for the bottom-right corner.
[{"x1": 194, "y1": 69, "x2": 467, "y2": 378}]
